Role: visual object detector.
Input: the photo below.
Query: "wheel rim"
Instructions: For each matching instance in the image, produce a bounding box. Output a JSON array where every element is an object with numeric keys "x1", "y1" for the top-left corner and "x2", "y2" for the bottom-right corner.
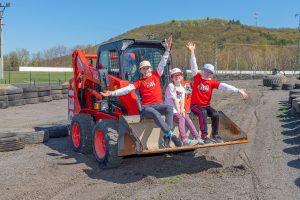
[
  {"x1": 72, "y1": 123, "x2": 80, "y2": 148},
  {"x1": 95, "y1": 129, "x2": 106, "y2": 159}
]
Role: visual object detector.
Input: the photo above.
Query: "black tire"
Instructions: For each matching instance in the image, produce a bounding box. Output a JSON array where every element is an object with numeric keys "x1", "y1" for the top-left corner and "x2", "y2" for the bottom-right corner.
[
  {"x1": 0, "y1": 89, "x2": 7, "y2": 95},
  {"x1": 52, "y1": 94, "x2": 64, "y2": 100},
  {"x1": 23, "y1": 92, "x2": 38, "y2": 99},
  {"x1": 289, "y1": 89, "x2": 300, "y2": 95},
  {"x1": 21, "y1": 130, "x2": 49, "y2": 144},
  {"x1": 0, "y1": 101, "x2": 9, "y2": 109},
  {"x1": 7, "y1": 93, "x2": 23, "y2": 101},
  {"x1": 22, "y1": 87, "x2": 37, "y2": 92},
  {"x1": 62, "y1": 89, "x2": 68, "y2": 94},
  {"x1": 271, "y1": 83, "x2": 281, "y2": 90},
  {"x1": 0, "y1": 132, "x2": 16, "y2": 138},
  {"x1": 62, "y1": 83, "x2": 69, "y2": 89},
  {"x1": 25, "y1": 98, "x2": 39, "y2": 104},
  {"x1": 6, "y1": 86, "x2": 23, "y2": 95},
  {"x1": 92, "y1": 119, "x2": 123, "y2": 168},
  {"x1": 0, "y1": 136, "x2": 25, "y2": 152},
  {"x1": 294, "y1": 83, "x2": 300, "y2": 89},
  {"x1": 50, "y1": 90, "x2": 63, "y2": 95},
  {"x1": 51, "y1": 85, "x2": 63, "y2": 90},
  {"x1": 38, "y1": 91, "x2": 50, "y2": 97},
  {"x1": 8, "y1": 99, "x2": 25, "y2": 107},
  {"x1": 289, "y1": 94, "x2": 300, "y2": 104},
  {"x1": 37, "y1": 86, "x2": 51, "y2": 92},
  {"x1": 0, "y1": 95, "x2": 8, "y2": 101},
  {"x1": 70, "y1": 114, "x2": 93, "y2": 154},
  {"x1": 38, "y1": 96, "x2": 52, "y2": 102},
  {"x1": 48, "y1": 125, "x2": 68, "y2": 138},
  {"x1": 282, "y1": 83, "x2": 293, "y2": 90}
]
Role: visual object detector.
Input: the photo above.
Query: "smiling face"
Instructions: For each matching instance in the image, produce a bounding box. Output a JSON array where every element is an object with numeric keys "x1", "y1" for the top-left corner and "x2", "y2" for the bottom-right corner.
[
  {"x1": 139, "y1": 66, "x2": 153, "y2": 77},
  {"x1": 171, "y1": 73, "x2": 183, "y2": 85},
  {"x1": 201, "y1": 69, "x2": 214, "y2": 79}
]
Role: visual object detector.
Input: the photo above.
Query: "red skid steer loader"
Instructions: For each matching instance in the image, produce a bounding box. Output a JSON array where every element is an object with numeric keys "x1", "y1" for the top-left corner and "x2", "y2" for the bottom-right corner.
[{"x1": 68, "y1": 39, "x2": 249, "y2": 168}]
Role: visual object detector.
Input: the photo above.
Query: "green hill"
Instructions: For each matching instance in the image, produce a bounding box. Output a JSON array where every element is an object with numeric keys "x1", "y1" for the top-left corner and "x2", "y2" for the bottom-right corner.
[{"x1": 42, "y1": 18, "x2": 299, "y2": 70}]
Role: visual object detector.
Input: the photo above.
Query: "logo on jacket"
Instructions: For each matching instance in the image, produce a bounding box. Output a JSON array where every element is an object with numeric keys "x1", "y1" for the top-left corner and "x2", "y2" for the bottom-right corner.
[{"x1": 198, "y1": 83, "x2": 209, "y2": 92}]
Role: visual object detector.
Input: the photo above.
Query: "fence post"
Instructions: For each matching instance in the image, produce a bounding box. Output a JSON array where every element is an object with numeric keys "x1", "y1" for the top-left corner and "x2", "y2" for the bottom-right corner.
[
  {"x1": 29, "y1": 72, "x2": 32, "y2": 87},
  {"x1": 8, "y1": 71, "x2": 11, "y2": 84},
  {"x1": 48, "y1": 72, "x2": 50, "y2": 86}
]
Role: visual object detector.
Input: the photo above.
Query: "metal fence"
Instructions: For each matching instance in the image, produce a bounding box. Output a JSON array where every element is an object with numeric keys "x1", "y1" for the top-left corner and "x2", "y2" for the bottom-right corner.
[{"x1": 0, "y1": 71, "x2": 73, "y2": 86}]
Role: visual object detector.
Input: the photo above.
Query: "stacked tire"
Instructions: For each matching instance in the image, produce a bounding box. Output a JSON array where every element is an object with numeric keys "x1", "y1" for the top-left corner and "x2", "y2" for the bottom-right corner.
[
  {"x1": 289, "y1": 89, "x2": 300, "y2": 104},
  {"x1": 22, "y1": 87, "x2": 39, "y2": 104},
  {"x1": 271, "y1": 83, "x2": 281, "y2": 90},
  {"x1": 294, "y1": 83, "x2": 300, "y2": 89},
  {"x1": 37, "y1": 86, "x2": 52, "y2": 102},
  {"x1": 6, "y1": 85, "x2": 25, "y2": 107},
  {"x1": 0, "y1": 88, "x2": 8, "y2": 109},
  {"x1": 0, "y1": 132, "x2": 25, "y2": 152},
  {"x1": 50, "y1": 85, "x2": 64, "y2": 100},
  {"x1": 263, "y1": 75, "x2": 287, "y2": 87},
  {"x1": 62, "y1": 83, "x2": 68, "y2": 99},
  {"x1": 282, "y1": 83, "x2": 293, "y2": 90},
  {"x1": 292, "y1": 97, "x2": 300, "y2": 113}
]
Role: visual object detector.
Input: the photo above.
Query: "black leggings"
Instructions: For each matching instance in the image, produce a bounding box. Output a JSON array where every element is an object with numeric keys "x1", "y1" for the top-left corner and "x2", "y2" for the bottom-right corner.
[{"x1": 191, "y1": 104, "x2": 219, "y2": 136}]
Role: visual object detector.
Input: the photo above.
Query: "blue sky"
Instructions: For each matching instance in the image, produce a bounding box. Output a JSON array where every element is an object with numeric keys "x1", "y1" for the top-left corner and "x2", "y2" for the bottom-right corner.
[{"x1": 3, "y1": 0, "x2": 300, "y2": 54}]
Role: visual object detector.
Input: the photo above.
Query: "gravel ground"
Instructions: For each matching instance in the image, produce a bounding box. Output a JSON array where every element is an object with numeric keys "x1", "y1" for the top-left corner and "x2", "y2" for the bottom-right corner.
[{"x1": 0, "y1": 79, "x2": 299, "y2": 200}]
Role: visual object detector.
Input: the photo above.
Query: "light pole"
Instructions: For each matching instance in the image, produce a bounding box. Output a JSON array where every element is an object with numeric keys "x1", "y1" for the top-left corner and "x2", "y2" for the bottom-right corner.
[{"x1": 0, "y1": 2, "x2": 10, "y2": 80}]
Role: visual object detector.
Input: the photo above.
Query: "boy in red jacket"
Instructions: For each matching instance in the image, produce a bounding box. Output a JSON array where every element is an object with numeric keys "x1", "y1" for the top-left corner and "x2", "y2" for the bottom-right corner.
[
  {"x1": 101, "y1": 36, "x2": 182, "y2": 148},
  {"x1": 186, "y1": 42, "x2": 248, "y2": 144}
]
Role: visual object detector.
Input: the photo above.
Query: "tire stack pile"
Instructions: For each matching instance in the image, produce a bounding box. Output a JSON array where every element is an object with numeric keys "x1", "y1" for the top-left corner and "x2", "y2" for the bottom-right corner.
[
  {"x1": 262, "y1": 75, "x2": 287, "y2": 88},
  {"x1": 0, "y1": 84, "x2": 68, "y2": 109},
  {"x1": 22, "y1": 87, "x2": 39, "y2": 104},
  {"x1": 0, "y1": 125, "x2": 69, "y2": 152},
  {"x1": 37, "y1": 86, "x2": 52, "y2": 103},
  {"x1": 50, "y1": 85, "x2": 64, "y2": 100}
]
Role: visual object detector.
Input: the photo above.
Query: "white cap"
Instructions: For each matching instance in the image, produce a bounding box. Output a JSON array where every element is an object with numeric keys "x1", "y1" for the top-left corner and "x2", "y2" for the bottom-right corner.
[
  {"x1": 139, "y1": 60, "x2": 152, "y2": 69},
  {"x1": 203, "y1": 64, "x2": 215, "y2": 74},
  {"x1": 170, "y1": 68, "x2": 183, "y2": 76}
]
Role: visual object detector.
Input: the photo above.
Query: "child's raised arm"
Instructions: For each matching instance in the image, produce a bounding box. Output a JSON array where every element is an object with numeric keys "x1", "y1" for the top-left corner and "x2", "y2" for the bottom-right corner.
[
  {"x1": 186, "y1": 42, "x2": 198, "y2": 77},
  {"x1": 157, "y1": 35, "x2": 172, "y2": 76}
]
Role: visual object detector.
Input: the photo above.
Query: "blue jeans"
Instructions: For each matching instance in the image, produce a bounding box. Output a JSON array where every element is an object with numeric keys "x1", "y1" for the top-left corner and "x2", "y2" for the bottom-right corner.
[{"x1": 141, "y1": 103, "x2": 173, "y2": 133}]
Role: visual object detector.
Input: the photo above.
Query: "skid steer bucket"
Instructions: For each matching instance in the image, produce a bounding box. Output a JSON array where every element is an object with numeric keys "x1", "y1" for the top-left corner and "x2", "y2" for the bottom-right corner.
[{"x1": 118, "y1": 111, "x2": 249, "y2": 156}]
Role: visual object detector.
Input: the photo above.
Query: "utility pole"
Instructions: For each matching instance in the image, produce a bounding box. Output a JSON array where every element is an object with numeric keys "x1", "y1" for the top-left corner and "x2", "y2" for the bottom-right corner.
[
  {"x1": 294, "y1": 12, "x2": 300, "y2": 75},
  {"x1": 0, "y1": 2, "x2": 10, "y2": 79},
  {"x1": 254, "y1": 13, "x2": 258, "y2": 27}
]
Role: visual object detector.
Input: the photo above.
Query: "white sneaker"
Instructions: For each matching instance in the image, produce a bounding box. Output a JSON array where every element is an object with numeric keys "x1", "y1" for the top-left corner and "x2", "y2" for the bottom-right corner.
[{"x1": 182, "y1": 139, "x2": 198, "y2": 146}]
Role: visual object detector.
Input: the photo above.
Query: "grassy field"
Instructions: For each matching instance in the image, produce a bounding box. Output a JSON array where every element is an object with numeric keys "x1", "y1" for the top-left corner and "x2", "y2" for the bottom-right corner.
[{"x1": 0, "y1": 71, "x2": 73, "y2": 84}]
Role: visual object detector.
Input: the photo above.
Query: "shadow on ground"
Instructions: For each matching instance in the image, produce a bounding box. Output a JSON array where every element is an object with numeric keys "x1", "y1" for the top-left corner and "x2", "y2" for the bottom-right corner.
[
  {"x1": 45, "y1": 136, "x2": 222, "y2": 184},
  {"x1": 278, "y1": 101, "x2": 300, "y2": 188}
]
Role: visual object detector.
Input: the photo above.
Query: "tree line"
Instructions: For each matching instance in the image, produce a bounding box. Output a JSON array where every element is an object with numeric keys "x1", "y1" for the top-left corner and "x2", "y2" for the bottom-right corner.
[
  {"x1": 4, "y1": 42, "x2": 296, "y2": 72},
  {"x1": 4, "y1": 44, "x2": 94, "y2": 70}
]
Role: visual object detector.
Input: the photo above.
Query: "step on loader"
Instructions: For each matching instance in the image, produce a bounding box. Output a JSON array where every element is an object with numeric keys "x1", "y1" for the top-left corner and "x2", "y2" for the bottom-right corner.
[{"x1": 68, "y1": 39, "x2": 249, "y2": 168}]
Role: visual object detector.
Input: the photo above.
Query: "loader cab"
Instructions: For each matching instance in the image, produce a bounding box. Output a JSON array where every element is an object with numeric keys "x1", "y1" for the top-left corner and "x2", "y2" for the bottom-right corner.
[{"x1": 97, "y1": 39, "x2": 171, "y2": 88}]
